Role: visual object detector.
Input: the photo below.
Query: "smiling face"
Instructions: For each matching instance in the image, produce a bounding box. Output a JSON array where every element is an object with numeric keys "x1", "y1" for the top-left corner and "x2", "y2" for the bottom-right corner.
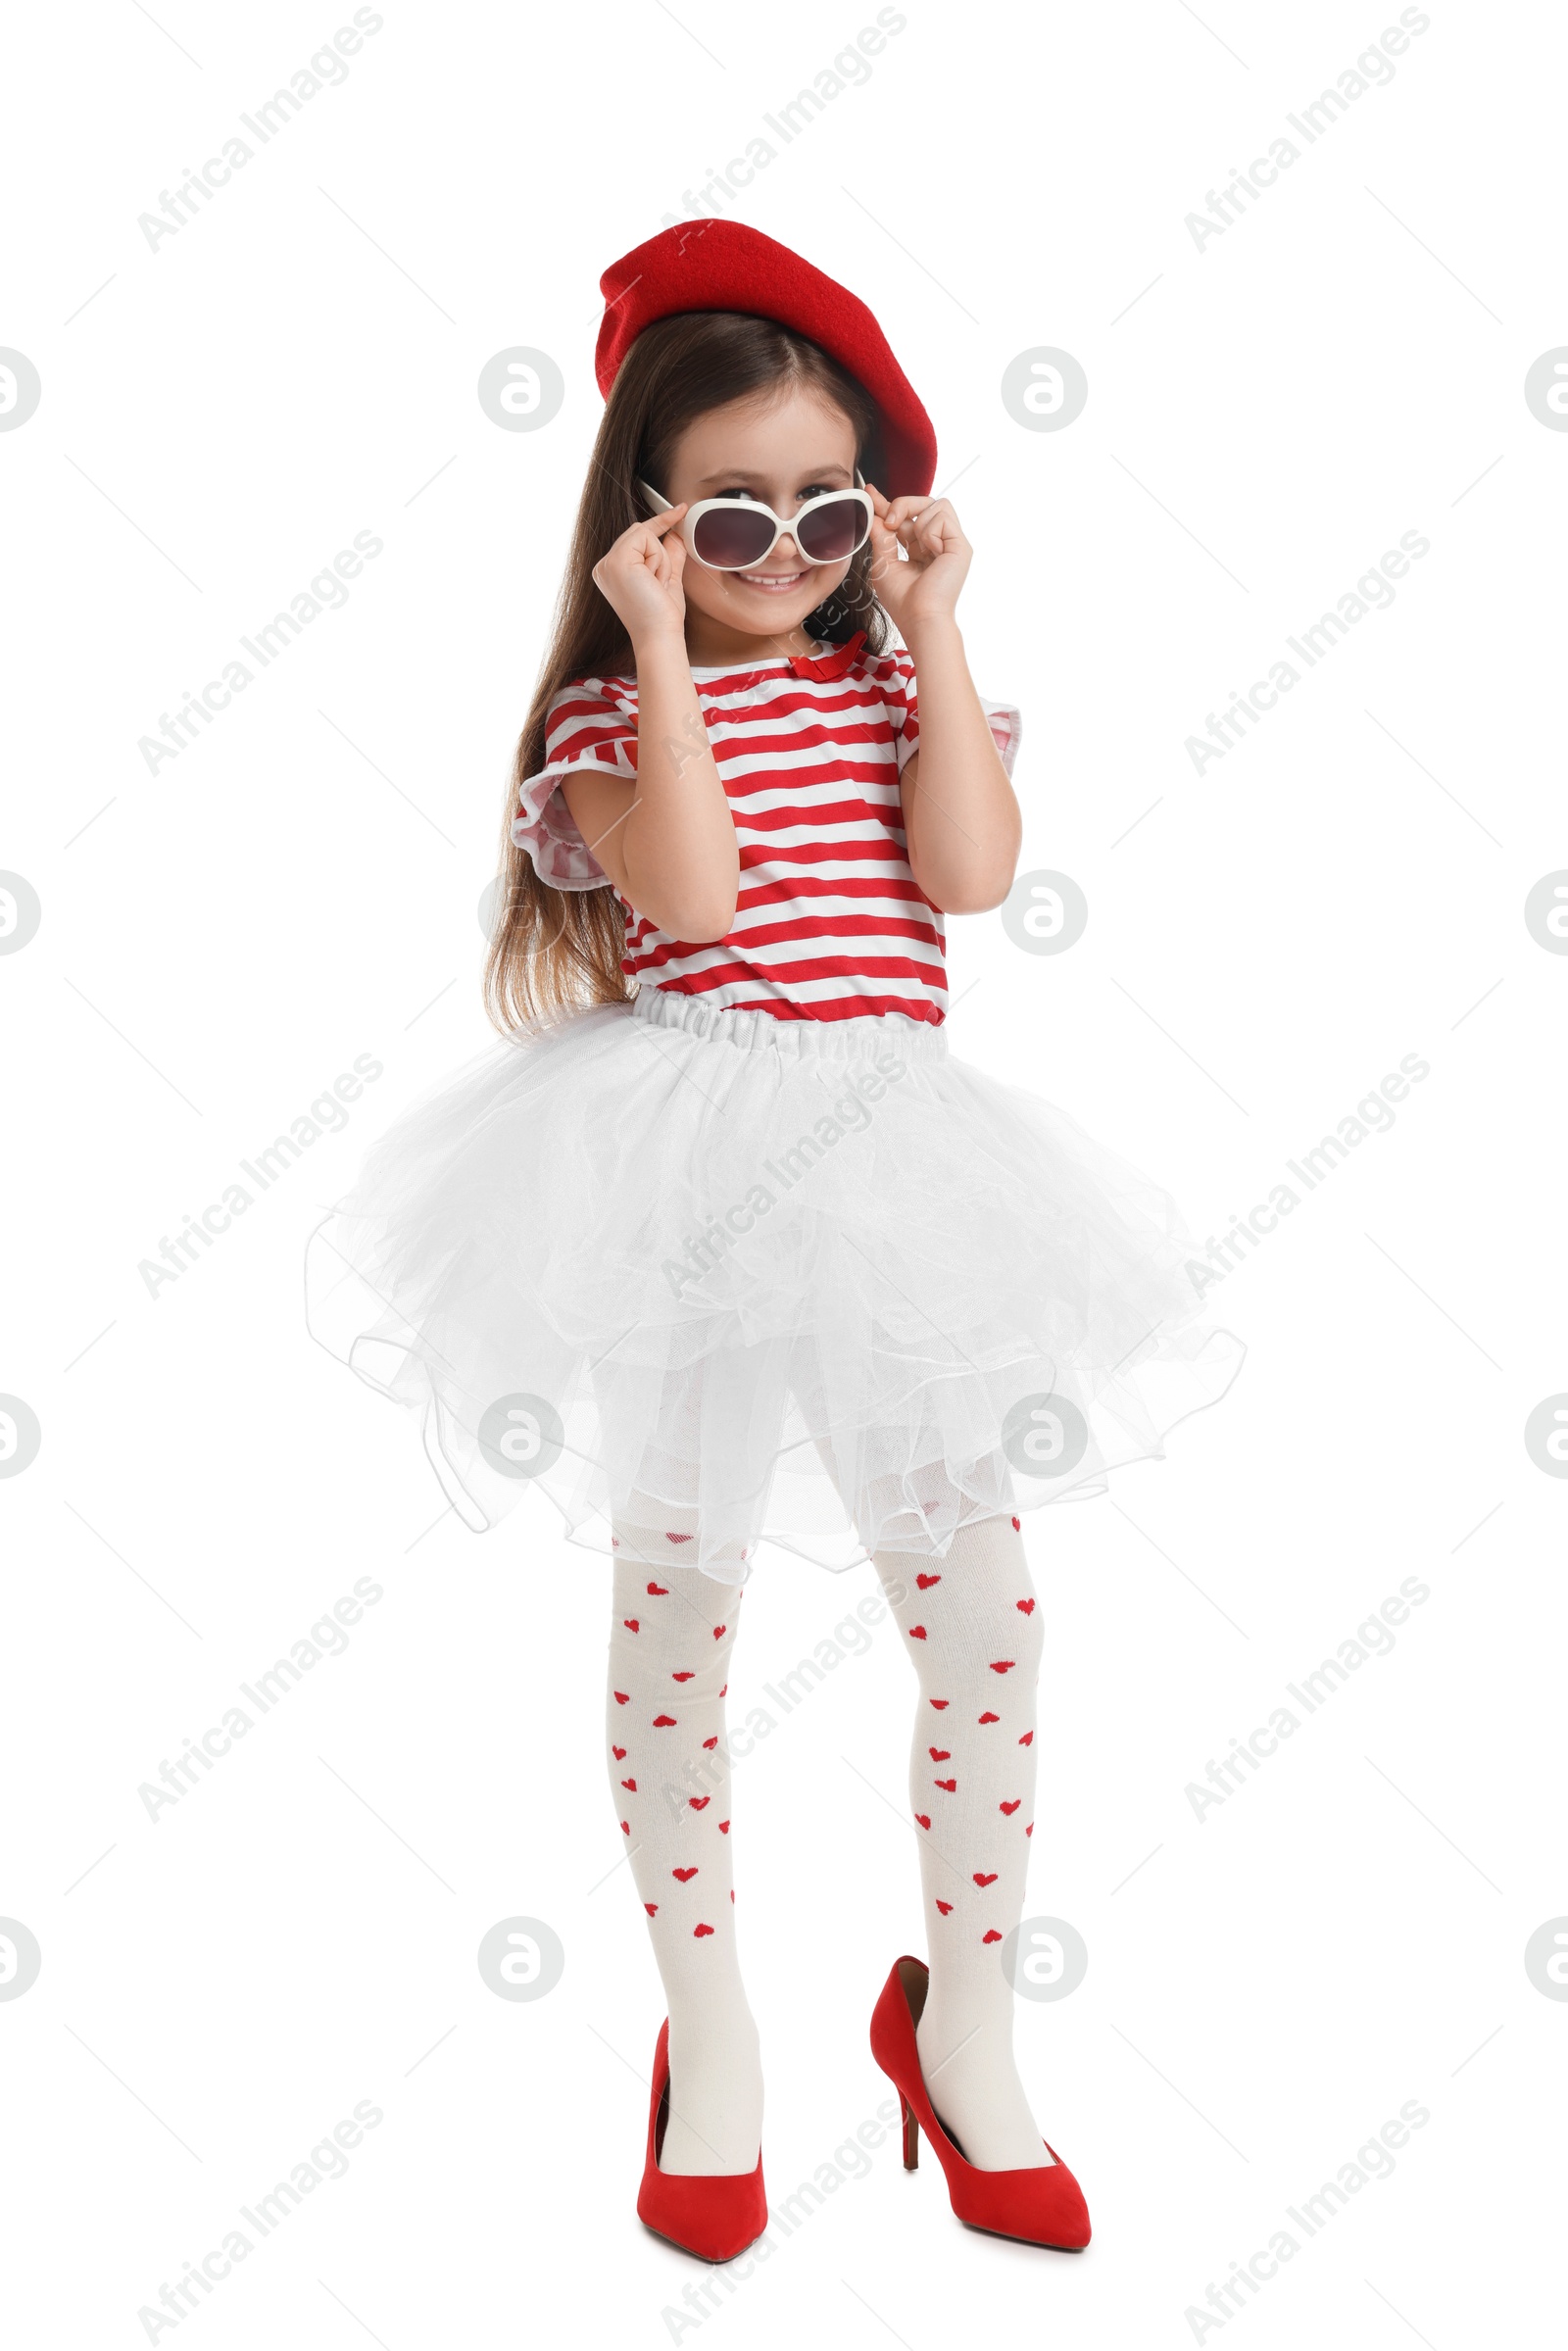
[{"x1": 659, "y1": 382, "x2": 861, "y2": 661}]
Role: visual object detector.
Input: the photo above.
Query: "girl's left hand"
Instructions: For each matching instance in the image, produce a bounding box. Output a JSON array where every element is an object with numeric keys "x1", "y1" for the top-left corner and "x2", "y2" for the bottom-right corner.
[{"x1": 865, "y1": 486, "x2": 971, "y2": 633}]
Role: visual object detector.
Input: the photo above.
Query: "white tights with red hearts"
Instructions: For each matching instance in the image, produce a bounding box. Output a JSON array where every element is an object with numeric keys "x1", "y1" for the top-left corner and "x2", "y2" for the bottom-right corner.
[
  {"x1": 606, "y1": 1514, "x2": 1051, "y2": 2177},
  {"x1": 608, "y1": 1529, "x2": 762, "y2": 2176},
  {"x1": 875, "y1": 1513, "x2": 1054, "y2": 2171}
]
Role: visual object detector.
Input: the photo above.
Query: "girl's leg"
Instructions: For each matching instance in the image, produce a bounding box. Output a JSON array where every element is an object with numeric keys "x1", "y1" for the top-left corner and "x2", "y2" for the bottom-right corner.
[
  {"x1": 874, "y1": 1513, "x2": 1053, "y2": 2171},
  {"x1": 606, "y1": 1531, "x2": 762, "y2": 2175}
]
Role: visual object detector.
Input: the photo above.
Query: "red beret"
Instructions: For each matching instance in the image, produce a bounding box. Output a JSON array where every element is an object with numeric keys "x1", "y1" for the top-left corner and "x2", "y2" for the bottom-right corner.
[{"x1": 595, "y1": 220, "x2": 937, "y2": 498}]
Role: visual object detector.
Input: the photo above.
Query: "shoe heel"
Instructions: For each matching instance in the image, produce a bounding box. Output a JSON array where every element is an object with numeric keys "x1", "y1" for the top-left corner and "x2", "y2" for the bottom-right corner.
[
  {"x1": 900, "y1": 2093, "x2": 919, "y2": 2171},
  {"x1": 871, "y1": 1957, "x2": 1092, "y2": 2249}
]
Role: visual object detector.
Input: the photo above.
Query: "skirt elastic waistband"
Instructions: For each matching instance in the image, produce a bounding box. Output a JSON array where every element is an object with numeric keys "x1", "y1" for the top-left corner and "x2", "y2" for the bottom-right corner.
[{"x1": 630, "y1": 985, "x2": 949, "y2": 1062}]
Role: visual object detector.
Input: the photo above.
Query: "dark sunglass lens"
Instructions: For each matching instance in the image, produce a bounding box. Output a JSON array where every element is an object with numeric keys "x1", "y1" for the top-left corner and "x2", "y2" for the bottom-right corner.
[
  {"x1": 692, "y1": 506, "x2": 778, "y2": 567},
  {"x1": 795, "y1": 497, "x2": 866, "y2": 563}
]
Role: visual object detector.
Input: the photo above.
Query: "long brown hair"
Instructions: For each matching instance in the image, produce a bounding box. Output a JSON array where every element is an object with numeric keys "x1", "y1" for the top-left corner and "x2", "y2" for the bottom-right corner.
[{"x1": 483, "y1": 312, "x2": 892, "y2": 1032}]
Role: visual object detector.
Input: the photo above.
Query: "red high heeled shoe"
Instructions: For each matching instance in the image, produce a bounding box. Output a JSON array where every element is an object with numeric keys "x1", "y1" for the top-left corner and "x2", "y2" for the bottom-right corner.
[
  {"x1": 636, "y1": 2019, "x2": 768, "y2": 2262},
  {"x1": 870, "y1": 1955, "x2": 1091, "y2": 2250}
]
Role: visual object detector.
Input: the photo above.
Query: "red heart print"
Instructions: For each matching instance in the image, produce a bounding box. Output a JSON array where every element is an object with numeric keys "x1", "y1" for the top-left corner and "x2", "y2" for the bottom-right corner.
[
  {"x1": 621, "y1": 1777, "x2": 637, "y2": 1790},
  {"x1": 1018, "y1": 1731, "x2": 1034, "y2": 1745},
  {"x1": 982, "y1": 1929, "x2": 1003, "y2": 1944},
  {"x1": 930, "y1": 1698, "x2": 950, "y2": 1710},
  {"x1": 620, "y1": 1820, "x2": 630, "y2": 1834},
  {"x1": 1016, "y1": 1598, "x2": 1035, "y2": 1615},
  {"x1": 978, "y1": 1712, "x2": 1000, "y2": 1725},
  {"x1": 713, "y1": 1624, "x2": 727, "y2": 1639},
  {"x1": 623, "y1": 1619, "x2": 640, "y2": 1633},
  {"x1": 1010, "y1": 1516, "x2": 1021, "y2": 1531},
  {"x1": 672, "y1": 1670, "x2": 695, "y2": 1682},
  {"x1": 653, "y1": 1714, "x2": 677, "y2": 1727},
  {"x1": 693, "y1": 1922, "x2": 714, "y2": 1936},
  {"x1": 672, "y1": 1867, "x2": 698, "y2": 1882},
  {"x1": 974, "y1": 1871, "x2": 998, "y2": 1886},
  {"x1": 613, "y1": 1691, "x2": 629, "y2": 1705},
  {"x1": 935, "y1": 1900, "x2": 953, "y2": 1915},
  {"x1": 989, "y1": 1660, "x2": 1016, "y2": 1674},
  {"x1": 666, "y1": 1533, "x2": 693, "y2": 1544},
  {"x1": 908, "y1": 1626, "x2": 927, "y2": 1640},
  {"x1": 914, "y1": 1814, "x2": 931, "y2": 1830},
  {"x1": 647, "y1": 1581, "x2": 669, "y2": 1594},
  {"x1": 644, "y1": 1901, "x2": 658, "y2": 1914},
  {"x1": 729, "y1": 1890, "x2": 734, "y2": 1903},
  {"x1": 929, "y1": 1747, "x2": 951, "y2": 1762},
  {"x1": 690, "y1": 1796, "x2": 710, "y2": 1810},
  {"x1": 719, "y1": 1682, "x2": 728, "y2": 1697},
  {"x1": 1026, "y1": 1823, "x2": 1034, "y2": 1837},
  {"x1": 718, "y1": 1820, "x2": 730, "y2": 1833},
  {"x1": 916, "y1": 1573, "x2": 942, "y2": 1590},
  {"x1": 612, "y1": 1745, "x2": 626, "y2": 1760},
  {"x1": 703, "y1": 1736, "x2": 718, "y2": 1750},
  {"x1": 934, "y1": 1778, "x2": 956, "y2": 1792},
  {"x1": 1001, "y1": 1800, "x2": 1021, "y2": 1815}
]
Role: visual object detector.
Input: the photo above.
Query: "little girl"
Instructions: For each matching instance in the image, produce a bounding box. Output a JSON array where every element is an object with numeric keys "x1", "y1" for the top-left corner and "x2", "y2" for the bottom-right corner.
[{"x1": 310, "y1": 220, "x2": 1241, "y2": 2263}]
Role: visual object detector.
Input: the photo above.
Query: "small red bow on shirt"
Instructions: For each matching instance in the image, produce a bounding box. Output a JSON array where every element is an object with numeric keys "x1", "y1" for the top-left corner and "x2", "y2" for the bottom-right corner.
[{"x1": 788, "y1": 629, "x2": 867, "y2": 682}]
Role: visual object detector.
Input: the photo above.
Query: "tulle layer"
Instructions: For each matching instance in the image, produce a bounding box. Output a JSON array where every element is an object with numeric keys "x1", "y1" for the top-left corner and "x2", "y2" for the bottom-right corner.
[{"x1": 306, "y1": 988, "x2": 1244, "y2": 1584}]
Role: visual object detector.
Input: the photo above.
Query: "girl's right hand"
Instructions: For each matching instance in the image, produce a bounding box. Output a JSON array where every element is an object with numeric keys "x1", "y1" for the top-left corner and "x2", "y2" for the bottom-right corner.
[{"x1": 591, "y1": 507, "x2": 689, "y2": 645}]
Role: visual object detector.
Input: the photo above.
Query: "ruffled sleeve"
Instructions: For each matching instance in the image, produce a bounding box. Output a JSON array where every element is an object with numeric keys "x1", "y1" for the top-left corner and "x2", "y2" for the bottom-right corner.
[
  {"x1": 879, "y1": 649, "x2": 1022, "y2": 779},
  {"x1": 513, "y1": 677, "x2": 640, "y2": 891}
]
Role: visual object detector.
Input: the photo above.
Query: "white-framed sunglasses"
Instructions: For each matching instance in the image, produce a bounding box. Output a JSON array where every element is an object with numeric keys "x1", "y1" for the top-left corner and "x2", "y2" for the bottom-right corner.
[{"x1": 638, "y1": 474, "x2": 874, "y2": 571}]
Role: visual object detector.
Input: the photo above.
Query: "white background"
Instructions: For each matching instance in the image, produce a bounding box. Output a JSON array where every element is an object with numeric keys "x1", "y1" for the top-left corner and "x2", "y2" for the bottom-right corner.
[{"x1": 3, "y1": 0, "x2": 1564, "y2": 2343}]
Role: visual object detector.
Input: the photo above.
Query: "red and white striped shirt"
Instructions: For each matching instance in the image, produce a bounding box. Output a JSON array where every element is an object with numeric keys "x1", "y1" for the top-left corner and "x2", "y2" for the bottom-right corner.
[{"x1": 514, "y1": 632, "x2": 1020, "y2": 1027}]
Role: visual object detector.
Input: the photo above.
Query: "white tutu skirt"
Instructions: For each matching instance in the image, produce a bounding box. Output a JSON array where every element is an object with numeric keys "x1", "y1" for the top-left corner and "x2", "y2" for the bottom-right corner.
[{"x1": 306, "y1": 988, "x2": 1244, "y2": 1585}]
